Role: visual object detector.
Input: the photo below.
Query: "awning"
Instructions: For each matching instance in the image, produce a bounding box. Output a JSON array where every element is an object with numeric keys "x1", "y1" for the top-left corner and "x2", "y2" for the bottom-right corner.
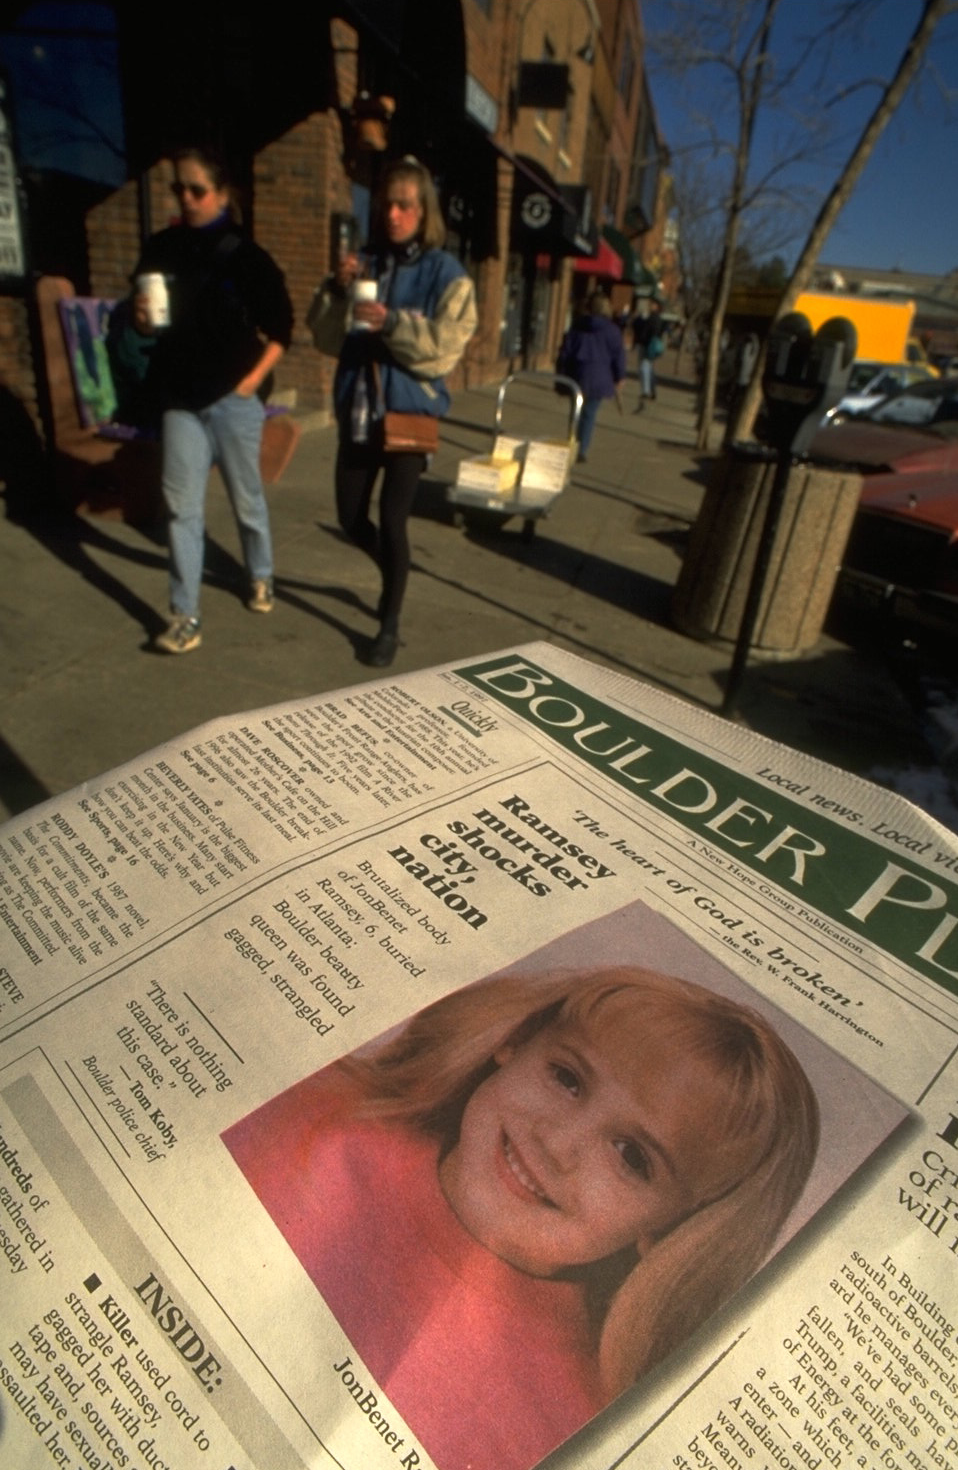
[
  {"x1": 633, "y1": 261, "x2": 660, "y2": 295},
  {"x1": 489, "y1": 138, "x2": 566, "y2": 206},
  {"x1": 572, "y1": 236, "x2": 623, "y2": 279},
  {"x1": 601, "y1": 224, "x2": 640, "y2": 284},
  {"x1": 509, "y1": 161, "x2": 595, "y2": 259}
]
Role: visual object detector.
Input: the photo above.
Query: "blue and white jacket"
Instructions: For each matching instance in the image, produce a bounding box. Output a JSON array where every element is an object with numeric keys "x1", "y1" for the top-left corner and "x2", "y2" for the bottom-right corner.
[{"x1": 308, "y1": 242, "x2": 477, "y2": 427}]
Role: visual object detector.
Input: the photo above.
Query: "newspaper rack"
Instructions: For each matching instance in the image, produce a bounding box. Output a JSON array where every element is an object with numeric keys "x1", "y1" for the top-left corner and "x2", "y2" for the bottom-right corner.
[{"x1": 448, "y1": 370, "x2": 583, "y2": 540}]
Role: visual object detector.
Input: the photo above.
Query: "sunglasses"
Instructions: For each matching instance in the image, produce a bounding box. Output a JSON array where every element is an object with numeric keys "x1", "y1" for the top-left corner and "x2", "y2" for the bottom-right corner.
[{"x1": 171, "y1": 181, "x2": 211, "y2": 201}]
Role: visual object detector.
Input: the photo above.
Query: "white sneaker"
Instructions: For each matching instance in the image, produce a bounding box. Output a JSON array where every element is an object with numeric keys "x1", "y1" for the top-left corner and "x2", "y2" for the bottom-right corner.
[
  {"x1": 154, "y1": 615, "x2": 202, "y2": 654},
  {"x1": 247, "y1": 578, "x2": 274, "y2": 613}
]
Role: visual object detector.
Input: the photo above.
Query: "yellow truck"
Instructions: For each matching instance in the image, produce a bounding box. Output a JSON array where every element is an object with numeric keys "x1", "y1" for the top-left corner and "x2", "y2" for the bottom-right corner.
[
  {"x1": 793, "y1": 292, "x2": 916, "y2": 363},
  {"x1": 726, "y1": 287, "x2": 917, "y2": 364}
]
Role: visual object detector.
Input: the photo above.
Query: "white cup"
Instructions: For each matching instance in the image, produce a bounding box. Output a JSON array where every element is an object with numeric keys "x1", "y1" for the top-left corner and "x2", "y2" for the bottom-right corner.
[
  {"x1": 352, "y1": 279, "x2": 377, "y2": 329},
  {"x1": 136, "y1": 273, "x2": 170, "y2": 329}
]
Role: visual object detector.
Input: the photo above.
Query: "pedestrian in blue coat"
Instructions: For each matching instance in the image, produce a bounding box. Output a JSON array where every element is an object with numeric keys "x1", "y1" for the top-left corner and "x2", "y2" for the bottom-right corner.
[{"x1": 557, "y1": 293, "x2": 626, "y2": 463}]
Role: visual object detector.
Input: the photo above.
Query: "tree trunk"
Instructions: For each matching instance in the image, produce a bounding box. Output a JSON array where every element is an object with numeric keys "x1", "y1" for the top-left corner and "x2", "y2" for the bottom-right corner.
[
  {"x1": 728, "y1": 0, "x2": 955, "y2": 443},
  {"x1": 695, "y1": 0, "x2": 780, "y2": 451},
  {"x1": 697, "y1": 237, "x2": 739, "y2": 451}
]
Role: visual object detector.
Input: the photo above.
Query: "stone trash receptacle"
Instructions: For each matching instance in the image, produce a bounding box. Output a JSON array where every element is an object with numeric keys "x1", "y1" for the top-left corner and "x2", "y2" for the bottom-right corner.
[{"x1": 672, "y1": 442, "x2": 863, "y2": 657}]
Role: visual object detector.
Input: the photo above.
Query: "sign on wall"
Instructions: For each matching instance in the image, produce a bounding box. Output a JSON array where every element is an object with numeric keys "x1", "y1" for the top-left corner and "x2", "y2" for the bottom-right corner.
[{"x1": 0, "y1": 76, "x2": 26, "y2": 283}]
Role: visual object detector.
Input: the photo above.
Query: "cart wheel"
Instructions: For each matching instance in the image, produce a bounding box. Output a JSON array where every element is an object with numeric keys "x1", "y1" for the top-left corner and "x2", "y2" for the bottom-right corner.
[{"x1": 521, "y1": 517, "x2": 536, "y2": 543}]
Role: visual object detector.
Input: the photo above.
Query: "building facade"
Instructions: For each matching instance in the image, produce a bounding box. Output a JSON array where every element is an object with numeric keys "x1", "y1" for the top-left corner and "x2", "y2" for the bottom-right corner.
[{"x1": 1, "y1": 1, "x2": 670, "y2": 442}]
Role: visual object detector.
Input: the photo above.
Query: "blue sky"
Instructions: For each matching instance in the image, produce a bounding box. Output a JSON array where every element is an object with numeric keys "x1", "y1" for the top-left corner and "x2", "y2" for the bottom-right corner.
[
  {"x1": 0, "y1": 4, "x2": 125, "y2": 186},
  {"x1": 645, "y1": 0, "x2": 958, "y2": 278}
]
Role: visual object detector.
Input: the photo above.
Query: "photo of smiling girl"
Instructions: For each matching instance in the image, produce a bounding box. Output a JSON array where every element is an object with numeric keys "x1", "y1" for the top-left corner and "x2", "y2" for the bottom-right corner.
[{"x1": 223, "y1": 964, "x2": 821, "y2": 1470}]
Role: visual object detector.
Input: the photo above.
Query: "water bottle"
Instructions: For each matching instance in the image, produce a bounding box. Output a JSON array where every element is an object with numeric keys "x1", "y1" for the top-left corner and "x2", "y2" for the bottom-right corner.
[{"x1": 350, "y1": 373, "x2": 369, "y2": 444}]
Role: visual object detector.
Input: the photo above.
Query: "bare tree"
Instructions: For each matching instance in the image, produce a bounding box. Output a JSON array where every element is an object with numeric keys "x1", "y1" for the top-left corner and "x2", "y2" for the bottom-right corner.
[
  {"x1": 671, "y1": 150, "x2": 807, "y2": 388},
  {"x1": 650, "y1": 0, "x2": 956, "y2": 449},
  {"x1": 728, "y1": 0, "x2": 958, "y2": 441},
  {"x1": 652, "y1": 0, "x2": 845, "y2": 449}
]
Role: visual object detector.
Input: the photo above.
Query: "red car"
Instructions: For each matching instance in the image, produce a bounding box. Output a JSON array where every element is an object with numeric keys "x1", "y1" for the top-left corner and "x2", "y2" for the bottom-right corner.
[
  {"x1": 837, "y1": 471, "x2": 958, "y2": 630},
  {"x1": 807, "y1": 378, "x2": 958, "y2": 631}
]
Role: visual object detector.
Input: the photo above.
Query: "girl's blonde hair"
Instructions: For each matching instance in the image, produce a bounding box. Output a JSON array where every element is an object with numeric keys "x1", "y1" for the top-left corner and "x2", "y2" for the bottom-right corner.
[
  {"x1": 335, "y1": 966, "x2": 819, "y2": 1399},
  {"x1": 374, "y1": 157, "x2": 447, "y2": 250}
]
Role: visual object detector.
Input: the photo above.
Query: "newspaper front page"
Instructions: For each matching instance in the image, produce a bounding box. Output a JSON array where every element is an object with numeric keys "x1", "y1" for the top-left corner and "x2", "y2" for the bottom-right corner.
[{"x1": 1, "y1": 642, "x2": 956, "y2": 1470}]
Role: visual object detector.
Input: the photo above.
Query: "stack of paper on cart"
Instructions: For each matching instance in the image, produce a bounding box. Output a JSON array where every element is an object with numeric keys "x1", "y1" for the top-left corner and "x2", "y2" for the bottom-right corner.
[{"x1": 453, "y1": 453, "x2": 521, "y2": 497}]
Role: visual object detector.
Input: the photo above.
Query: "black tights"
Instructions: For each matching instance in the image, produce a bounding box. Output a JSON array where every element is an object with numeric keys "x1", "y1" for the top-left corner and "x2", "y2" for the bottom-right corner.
[{"x1": 335, "y1": 438, "x2": 425, "y2": 631}]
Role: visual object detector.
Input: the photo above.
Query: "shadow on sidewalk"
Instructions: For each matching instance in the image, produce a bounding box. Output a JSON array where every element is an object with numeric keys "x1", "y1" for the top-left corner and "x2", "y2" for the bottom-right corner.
[
  {"x1": 5, "y1": 498, "x2": 346, "y2": 650},
  {"x1": 0, "y1": 733, "x2": 50, "y2": 817},
  {"x1": 570, "y1": 473, "x2": 701, "y2": 522},
  {"x1": 409, "y1": 553, "x2": 686, "y2": 695},
  {"x1": 731, "y1": 643, "x2": 941, "y2": 783},
  {"x1": 413, "y1": 476, "x2": 676, "y2": 619},
  {"x1": 4, "y1": 501, "x2": 168, "y2": 641}
]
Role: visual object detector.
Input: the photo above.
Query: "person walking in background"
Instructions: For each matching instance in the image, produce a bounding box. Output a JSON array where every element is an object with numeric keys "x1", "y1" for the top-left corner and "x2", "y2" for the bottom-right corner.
[
  {"x1": 556, "y1": 292, "x2": 626, "y2": 464},
  {"x1": 633, "y1": 297, "x2": 665, "y2": 410},
  {"x1": 131, "y1": 145, "x2": 293, "y2": 655},
  {"x1": 308, "y1": 156, "x2": 476, "y2": 668}
]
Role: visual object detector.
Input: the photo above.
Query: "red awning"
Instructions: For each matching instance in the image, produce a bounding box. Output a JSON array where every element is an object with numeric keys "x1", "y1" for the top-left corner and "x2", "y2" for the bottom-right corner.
[{"x1": 572, "y1": 237, "x2": 623, "y2": 279}]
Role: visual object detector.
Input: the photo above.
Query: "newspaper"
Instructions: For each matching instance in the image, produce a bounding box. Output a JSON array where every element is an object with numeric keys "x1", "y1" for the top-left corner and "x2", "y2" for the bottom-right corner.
[{"x1": 2, "y1": 642, "x2": 956, "y2": 1470}]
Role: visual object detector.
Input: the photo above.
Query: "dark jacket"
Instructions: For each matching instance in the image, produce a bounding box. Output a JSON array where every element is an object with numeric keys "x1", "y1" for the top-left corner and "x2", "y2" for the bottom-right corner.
[
  {"x1": 633, "y1": 311, "x2": 665, "y2": 356},
  {"x1": 133, "y1": 216, "x2": 293, "y2": 412},
  {"x1": 557, "y1": 313, "x2": 626, "y2": 400}
]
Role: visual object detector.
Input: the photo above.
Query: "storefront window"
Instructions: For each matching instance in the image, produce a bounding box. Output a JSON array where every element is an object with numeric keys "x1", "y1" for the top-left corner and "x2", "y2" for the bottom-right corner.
[
  {"x1": 530, "y1": 266, "x2": 551, "y2": 355},
  {"x1": 500, "y1": 255, "x2": 524, "y2": 358}
]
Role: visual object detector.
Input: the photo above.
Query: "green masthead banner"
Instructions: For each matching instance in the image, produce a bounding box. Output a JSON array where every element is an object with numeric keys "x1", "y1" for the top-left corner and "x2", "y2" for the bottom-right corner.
[{"x1": 457, "y1": 652, "x2": 958, "y2": 996}]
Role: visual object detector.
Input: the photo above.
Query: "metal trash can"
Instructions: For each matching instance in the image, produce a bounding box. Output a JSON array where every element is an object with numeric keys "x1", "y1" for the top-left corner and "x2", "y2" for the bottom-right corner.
[{"x1": 672, "y1": 442, "x2": 862, "y2": 656}]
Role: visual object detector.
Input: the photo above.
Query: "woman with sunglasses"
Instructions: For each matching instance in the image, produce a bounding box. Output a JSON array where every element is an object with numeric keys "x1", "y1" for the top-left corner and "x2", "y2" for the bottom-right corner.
[
  {"x1": 309, "y1": 157, "x2": 476, "y2": 667},
  {"x1": 131, "y1": 146, "x2": 293, "y2": 654}
]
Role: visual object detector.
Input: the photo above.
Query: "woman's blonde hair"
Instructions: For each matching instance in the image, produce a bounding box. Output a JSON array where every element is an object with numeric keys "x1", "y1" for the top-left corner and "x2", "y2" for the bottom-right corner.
[
  {"x1": 336, "y1": 965, "x2": 819, "y2": 1399},
  {"x1": 374, "y1": 157, "x2": 446, "y2": 250}
]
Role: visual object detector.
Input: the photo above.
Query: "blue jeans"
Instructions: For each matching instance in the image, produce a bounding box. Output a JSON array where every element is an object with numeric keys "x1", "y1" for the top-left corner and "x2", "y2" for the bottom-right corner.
[
  {"x1": 640, "y1": 356, "x2": 655, "y2": 397},
  {"x1": 161, "y1": 393, "x2": 271, "y2": 617},
  {"x1": 578, "y1": 396, "x2": 602, "y2": 456}
]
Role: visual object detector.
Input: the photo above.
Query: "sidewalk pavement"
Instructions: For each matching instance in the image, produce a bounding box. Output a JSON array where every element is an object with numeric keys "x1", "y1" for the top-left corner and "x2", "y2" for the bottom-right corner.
[{"x1": 2, "y1": 363, "x2": 954, "y2": 829}]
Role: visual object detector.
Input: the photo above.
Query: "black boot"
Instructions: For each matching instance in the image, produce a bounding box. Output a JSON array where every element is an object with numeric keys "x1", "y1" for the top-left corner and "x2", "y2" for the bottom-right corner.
[{"x1": 365, "y1": 618, "x2": 399, "y2": 667}]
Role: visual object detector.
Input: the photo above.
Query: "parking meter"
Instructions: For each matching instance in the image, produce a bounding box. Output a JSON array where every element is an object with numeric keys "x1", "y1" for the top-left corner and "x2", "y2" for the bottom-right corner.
[
  {"x1": 762, "y1": 313, "x2": 858, "y2": 454},
  {"x1": 722, "y1": 310, "x2": 858, "y2": 716}
]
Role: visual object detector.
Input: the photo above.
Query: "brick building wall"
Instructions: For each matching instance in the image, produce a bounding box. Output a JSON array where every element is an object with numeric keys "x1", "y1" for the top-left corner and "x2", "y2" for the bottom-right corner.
[
  {"x1": 19, "y1": 5, "x2": 657, "y2": 449},
  {"x1": 87, "y1": 180, "x2": 145, "y2": 299},
  {"x1": 256, "y1": 114, "x2": 352, "y2": 412}
]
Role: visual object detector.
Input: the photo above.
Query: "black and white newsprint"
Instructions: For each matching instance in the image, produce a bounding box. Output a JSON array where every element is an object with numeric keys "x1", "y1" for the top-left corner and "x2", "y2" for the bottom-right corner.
[{"x1": 1, "y1": 644, "x2": 955, "y2": 1470}]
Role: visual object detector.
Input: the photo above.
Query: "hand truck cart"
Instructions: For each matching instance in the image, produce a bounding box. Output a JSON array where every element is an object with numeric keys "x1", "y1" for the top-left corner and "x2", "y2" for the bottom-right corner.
[{"x1": 448, "y1": 370, "x2": 583, "y2": 541}]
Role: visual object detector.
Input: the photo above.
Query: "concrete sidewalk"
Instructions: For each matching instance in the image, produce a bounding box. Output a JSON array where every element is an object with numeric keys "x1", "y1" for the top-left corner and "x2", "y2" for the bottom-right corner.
[{"x1": 0, "y1": 364, "x2": 951, "y2": 827}]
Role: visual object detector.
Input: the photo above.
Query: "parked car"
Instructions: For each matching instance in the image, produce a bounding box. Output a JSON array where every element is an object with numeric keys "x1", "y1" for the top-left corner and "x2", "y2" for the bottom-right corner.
[
  {"x1": 821, "y1": 359, "x2": 936, "y2": 425},
  {"x1": 806, "y1": 379, "x2": 958, "y2": 633},
  {"x1": 837, "y1": 470, "x2": 958, "y2": 634},
  {"x1": 808, "y1": 377, "x2": 958, "y2": 473}
]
